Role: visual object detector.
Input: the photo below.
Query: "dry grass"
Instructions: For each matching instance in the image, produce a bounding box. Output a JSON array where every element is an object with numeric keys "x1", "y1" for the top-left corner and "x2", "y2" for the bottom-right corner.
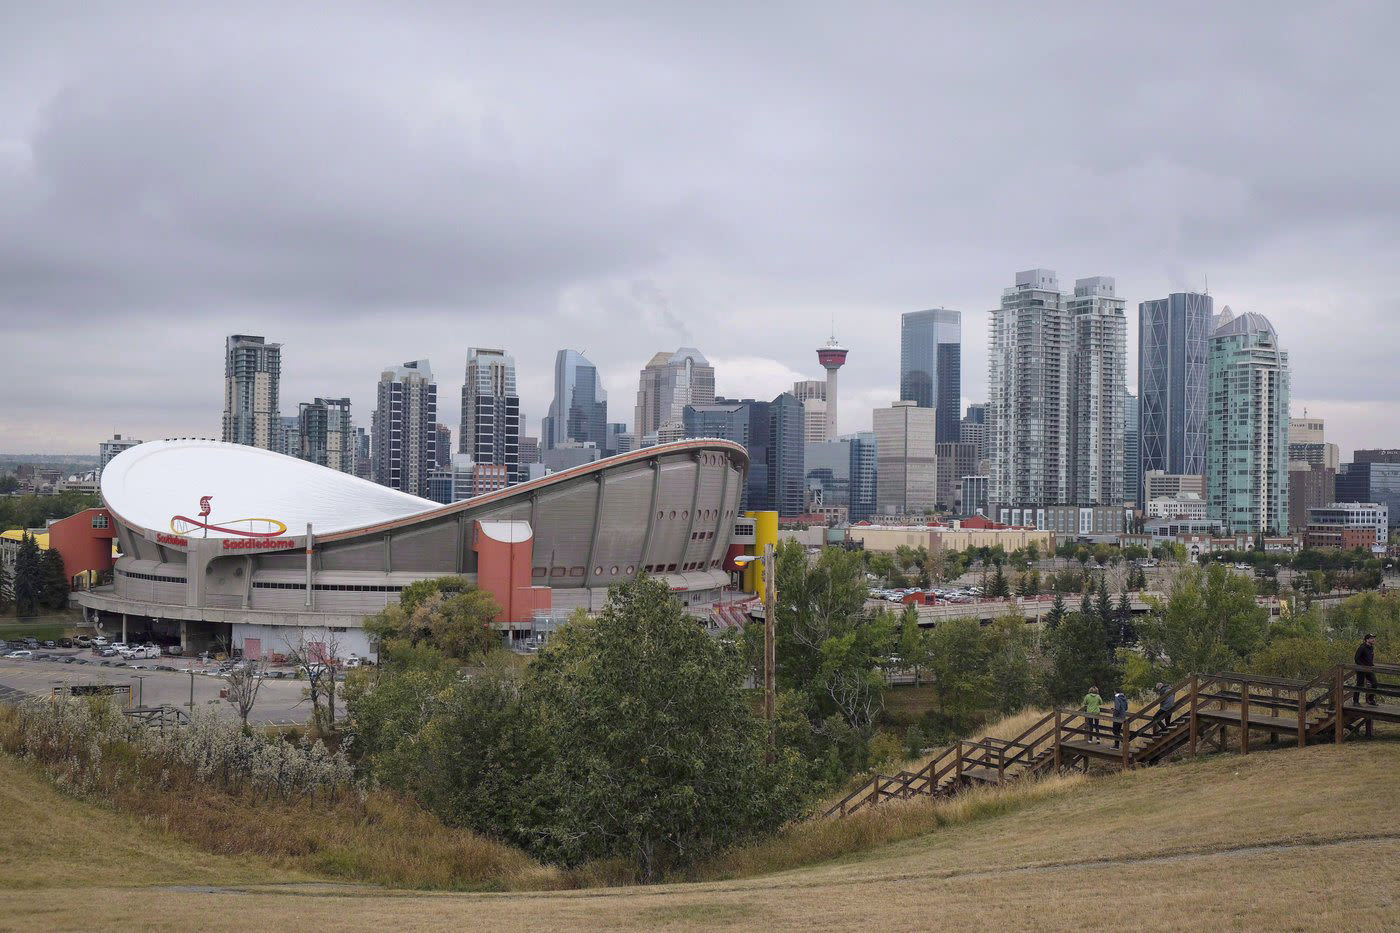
[
  {"x1": 690, "y1": 770, "x2": 1086, "y2": 881},
  {"x1": 3, "y1": 742, "x2": 1397, "y2": 931}
]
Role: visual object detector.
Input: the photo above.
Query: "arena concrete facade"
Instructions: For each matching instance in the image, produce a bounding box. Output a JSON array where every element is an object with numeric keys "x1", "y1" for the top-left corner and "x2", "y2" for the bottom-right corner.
[{"x1": 77, "y1": 438, "x2": 749, "y2": 660}]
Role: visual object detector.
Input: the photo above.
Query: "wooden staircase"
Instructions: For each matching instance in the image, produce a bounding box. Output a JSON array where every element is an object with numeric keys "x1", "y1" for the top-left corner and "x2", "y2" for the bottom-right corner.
[{"x1": 824, "y1": 663, "x2": 1398, "y2": 819}]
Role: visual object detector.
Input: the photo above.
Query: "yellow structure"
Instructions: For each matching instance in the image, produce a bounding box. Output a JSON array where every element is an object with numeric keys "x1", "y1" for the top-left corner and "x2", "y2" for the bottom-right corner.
[{"x1": 742, "y1": 510, "x2": 780, "y2": 595}]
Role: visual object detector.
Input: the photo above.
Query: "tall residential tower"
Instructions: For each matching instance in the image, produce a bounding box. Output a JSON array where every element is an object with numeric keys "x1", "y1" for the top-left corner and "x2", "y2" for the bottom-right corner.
[
  {"x1": 542, "y1": 350, "x2": 608, "y2": 452},
  {"x1": 222, "y1": 334, "x2": 281, "y2": 450},
  {"x1": 461, "y1": 348, "x2": 523, "y2": 485},
  {"x1": 373, "y1": 360, "x2": 437, "y2": 497},
  {"x1": 1207, "y1": 313, "x2": 1290, "y2": 533}
]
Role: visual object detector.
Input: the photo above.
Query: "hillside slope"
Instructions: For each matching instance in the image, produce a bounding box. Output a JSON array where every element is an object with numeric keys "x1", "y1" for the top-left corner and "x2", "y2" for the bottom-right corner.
[{"x1": 2, "y1": 742, "x2": 1399, "y2": 930}]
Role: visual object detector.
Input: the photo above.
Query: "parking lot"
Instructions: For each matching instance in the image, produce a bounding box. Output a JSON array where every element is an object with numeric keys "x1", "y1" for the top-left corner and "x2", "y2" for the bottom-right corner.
[{"x1": 0, "y1": 649, "x2": 320, "y2": 724}]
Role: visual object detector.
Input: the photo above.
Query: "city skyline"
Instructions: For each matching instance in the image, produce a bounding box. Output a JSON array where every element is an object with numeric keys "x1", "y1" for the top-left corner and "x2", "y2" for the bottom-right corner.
[{"x1": 2, "y1": 7, "x2": 1397, "y2": 458}]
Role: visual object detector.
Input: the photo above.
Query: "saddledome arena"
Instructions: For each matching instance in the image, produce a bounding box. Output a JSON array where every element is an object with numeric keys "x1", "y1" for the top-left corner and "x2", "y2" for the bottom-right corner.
[{"x1": 77, "y1": 438, "x2": 751, "y2": 660}]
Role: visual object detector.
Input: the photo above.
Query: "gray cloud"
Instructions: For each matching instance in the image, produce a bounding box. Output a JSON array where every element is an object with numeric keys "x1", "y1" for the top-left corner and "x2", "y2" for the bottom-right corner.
[{"x1": 2, "y1": 1, "x2": 1398, "y2": 459}]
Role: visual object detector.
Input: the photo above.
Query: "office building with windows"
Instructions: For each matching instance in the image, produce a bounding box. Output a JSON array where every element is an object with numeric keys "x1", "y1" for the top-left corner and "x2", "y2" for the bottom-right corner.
[
  {"x1": 1124, "y1": 391, "x2": 1140, "y2": 507},
  {"x1": 1138, "y1": 292, "x2": 1211, "y2": 504},
  {"x1": 98, "y1": 434, "x2": 143, "y2": 480},
  {"x1": 635, "y1": 348, "x2": 716, "y2": 442},
  {"x1": 874, "y1": 401, "x2": 937, "y2": 515},
  {"x1": 900, "y1": 309, "x2": 961, "y2": 444},
  {"x1": 543, "y1": 350, "x2": 608, "y2": 452}
]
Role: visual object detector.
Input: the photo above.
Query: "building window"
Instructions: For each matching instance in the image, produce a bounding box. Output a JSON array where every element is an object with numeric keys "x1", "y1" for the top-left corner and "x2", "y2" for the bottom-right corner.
[{"x1": 92, "y1": 514, "x2": 109, "y2": 529}]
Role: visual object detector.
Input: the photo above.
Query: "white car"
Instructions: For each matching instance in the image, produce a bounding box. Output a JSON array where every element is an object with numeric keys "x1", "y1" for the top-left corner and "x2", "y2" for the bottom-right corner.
[
  {"x1": 121, "y1": 645, "x2": 161, "y2": 660},
  {"x1": 4, "y1": 650, "x2": 33, "y2": 659},
  {"x1": 93, "y1": 636, "x2": 110, "y2": 647}
]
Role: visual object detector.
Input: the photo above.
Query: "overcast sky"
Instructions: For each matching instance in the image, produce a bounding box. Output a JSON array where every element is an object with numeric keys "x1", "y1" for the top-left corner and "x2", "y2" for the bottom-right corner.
[{"x1": 2, "y1": 2, "x2": 1397, "y2": 459}]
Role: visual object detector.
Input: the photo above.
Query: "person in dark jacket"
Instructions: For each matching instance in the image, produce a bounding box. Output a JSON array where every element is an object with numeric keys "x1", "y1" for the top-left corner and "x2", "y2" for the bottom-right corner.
[
  {"x1": 1154, "y1": 681, "x2": 1176, "y2": 734},
  {"x1": 1353, "y1": 634, "x2": 1378, "y2": 706},
  {"x1": 1111, "y1": 691, "x2": 1129, "y2": 749}
]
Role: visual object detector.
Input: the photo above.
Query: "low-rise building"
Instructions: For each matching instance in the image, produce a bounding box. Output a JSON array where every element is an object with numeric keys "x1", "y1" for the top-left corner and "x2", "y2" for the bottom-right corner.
[
  {"x1": 991, "y1": 503, "x2": 1130, "y2": 540},
  {"x1": 1143, "y1": 471, "x2": 1205, "y2": 500},
  {"x1": 1146, "y1": 492, "x2": 1208, "y2": 521},
  {"x1": 1304, "y1": 502, "x2": 1388, "y2": 553},
  {"x1": 846, "y1": 517, "x2": 1054, "y2": 556}
]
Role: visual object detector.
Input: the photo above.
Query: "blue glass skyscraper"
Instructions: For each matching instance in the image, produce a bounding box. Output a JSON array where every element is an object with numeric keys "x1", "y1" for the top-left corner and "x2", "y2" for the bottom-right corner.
[
  {"x1": 1138, "y1": 292, "x2": 1211, "y2": 503},
  {"x1": 900, "y1": 309, "x2": 961, "y2": 444}
]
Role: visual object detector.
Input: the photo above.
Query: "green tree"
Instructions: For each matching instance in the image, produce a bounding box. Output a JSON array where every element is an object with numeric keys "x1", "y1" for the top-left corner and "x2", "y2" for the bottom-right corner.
[
  {"x1": 896, "y1": 605, "x2": 929, "y2": 686},
  {"x1": 1117, "y1": 587, "x2": 1135, "y2": 646},
  {"x1": 0, "y1": 558, "x2": 11, "y2": 611},
  {"x1": 925, "y1": 618, "x2": 988, "y2": 718},
  {"x1": 1096, "y1": 580, "x2": 1116, "y2": 652},
  {"x1": 1043, "y1": 610, "x2": 1121, "y2": 704},
  {"x1": 12, "y1": 533, "x2": 42, "y2": 616},
  {"x1": 39, "y1": 549, "x2": 70, "y2": 610},
  {"x1": 528, "y1": 576, "x2": 801, "y2": 880},
  {"x1": 364, "y1": 576, "x2": 501, "y2": 663},
  {"x1": 985, "y1": 614, "x2": 1033, "y2": 714},
  {"x1": 988, "y1": 563, "x2": 1010, "y2": 598},
  {"x1": 1137, "y1": 564, "x2": 1269, "y2": 679},
  {"x1": 1045, "y1": 593, "x2": 1067, "y2": 630}
]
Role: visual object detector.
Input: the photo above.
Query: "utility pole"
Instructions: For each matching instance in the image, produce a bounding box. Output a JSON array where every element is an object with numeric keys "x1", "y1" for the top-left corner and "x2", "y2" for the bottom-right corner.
[
  {"x1": 131, "y1": 674, "x2": 148, "y2": 708},
  {"x1": 764, "y1": 541, "x2": 776, "y2": 763},
  {"x1": 188, "y1": 668, "x2": 195, "y2": 710}
]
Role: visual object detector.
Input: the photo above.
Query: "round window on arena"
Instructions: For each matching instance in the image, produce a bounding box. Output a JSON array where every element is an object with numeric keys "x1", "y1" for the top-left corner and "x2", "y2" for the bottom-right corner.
[
  {"x1": 625, "y1": 565, "x2": 635, "y2": 574},
  {"x1": 610, "y1": 566, "x2": 619, "y2": 576},
  {"x1": 682, "y1": 510, "x2": 689, "y2": 520},
  {"x1": 670, "y1": 510, "x2": 677, "y2": 519},
  {"x1": 594, "y1": 566, "x2": 604, "y2": 576}
]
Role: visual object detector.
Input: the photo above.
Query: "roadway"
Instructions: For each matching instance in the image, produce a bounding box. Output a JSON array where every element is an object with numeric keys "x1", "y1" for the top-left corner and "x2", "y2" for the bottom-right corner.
[{"x1": 0, "y1": 650, "x2": 317, "y2": 725}]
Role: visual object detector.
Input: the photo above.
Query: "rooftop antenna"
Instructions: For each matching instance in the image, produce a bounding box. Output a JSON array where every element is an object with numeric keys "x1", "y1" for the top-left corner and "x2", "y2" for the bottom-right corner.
[{"x1": 1204, "y1": 274, "x2": 1209, "y2": 296}]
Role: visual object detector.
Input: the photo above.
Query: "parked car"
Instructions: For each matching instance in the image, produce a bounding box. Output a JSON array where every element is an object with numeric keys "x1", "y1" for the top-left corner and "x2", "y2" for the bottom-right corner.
[
  {"x1": 4, "y1": 650, "x2": 33, "y2": 659},
  {"x1": 120, "y1": 645, "x2": 161, "y2": 660},
  {"x1": 93, "y1": 636, "x2": 110, "y2": 647},
  {"x1": 58, "y1": 638, "x2": 73, "y2": 648},
  {"x1": 41, "y1": 640, "x2": 56, "y2": 649},
  {"x1": 75, "y1": 635, "x2": 93, "y2": 647},
  {"x1": 98, "y1": 647, "x2": 119, "y2": 658},
  {"x1": 23, "y1": 637, "x2": 39, "y2": 648}
]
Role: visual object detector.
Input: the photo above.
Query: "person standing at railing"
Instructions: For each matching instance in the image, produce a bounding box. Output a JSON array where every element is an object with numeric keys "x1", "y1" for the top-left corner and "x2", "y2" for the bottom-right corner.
[
  {"x1": 1111, "y1": 691, "x2": 1128, "y2": 749},
  {"x1": 1354, "y1": 634, "x2": 1379, "y2": 706},
  {"x1": 1083, "y1": 686, "x2": 1104, "y2": 743}
]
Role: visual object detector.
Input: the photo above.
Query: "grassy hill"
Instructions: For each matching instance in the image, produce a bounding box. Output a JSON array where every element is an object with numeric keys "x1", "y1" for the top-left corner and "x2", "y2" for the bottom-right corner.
[{"x1": 2, "y1": 739, "x2": 1397, "y2": 929}]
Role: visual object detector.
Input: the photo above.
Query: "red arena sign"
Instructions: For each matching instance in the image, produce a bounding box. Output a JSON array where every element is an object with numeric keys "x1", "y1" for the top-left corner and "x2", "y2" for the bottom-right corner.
[
  {"x1": 221, "y1": 538, "x2": 297, "y2": 551},
  {"x1": 156, "y1": 533, "x2": 189, "y2": 547}
]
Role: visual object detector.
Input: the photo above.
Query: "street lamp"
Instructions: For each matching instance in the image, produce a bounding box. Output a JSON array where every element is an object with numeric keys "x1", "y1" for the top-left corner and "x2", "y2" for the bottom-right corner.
[
  {"x1": 131, "y1": 674, "x2": 149, "y2": 708},
  {"x1": 734, "y1": 544, "x2": 776, "y2": 763}
]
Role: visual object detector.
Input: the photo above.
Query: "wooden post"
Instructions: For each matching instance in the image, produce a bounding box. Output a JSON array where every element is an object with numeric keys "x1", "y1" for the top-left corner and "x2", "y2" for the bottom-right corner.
[
  {"x1": 955, "y1": 742, "x2": 963, "y2": 783},
  {"x1": 1240, "y1": 681, "x2": 1250, "y2": 755},
  {"x1": 1053, "y1": 710, "x2": 1063, "y2": 772},
  {"x1": 1334, "y1": 667, "x2": 1344, "y2": 745},
  {"x1": 1296, "y1": 684, "x2": 1306, "y2": 749},
  {"x1": 997, "y1": 745, "x2": 1005, "y2": 785},
  {"x1": 1121, "y1": 714, "x2": 1131, "y2": 770},
  {"x1": 1269, "y1": 686, "x2": 1279, "y2": 745},
  {"x1": 1188, "y1": 675, "x2": 1199, "y2": 759}
]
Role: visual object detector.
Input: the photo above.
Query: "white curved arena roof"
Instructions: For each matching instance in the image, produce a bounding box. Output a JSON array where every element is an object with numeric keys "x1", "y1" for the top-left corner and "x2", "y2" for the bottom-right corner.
[{"x1": 101, "y1": 439, "x2": 438, "y2": 537}]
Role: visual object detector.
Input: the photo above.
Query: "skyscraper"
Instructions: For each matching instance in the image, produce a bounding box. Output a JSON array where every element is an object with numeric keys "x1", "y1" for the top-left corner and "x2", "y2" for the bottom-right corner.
[
  {"x1": 791, "y1": 379, "x2": 828, "y2": 443},
  {"x1": 635, "y1": 348, "x2": 715, "y2": 442},
  {"x1": 542, "y1": 350, "x2": 608, "y2": 451},
  {"x1": 297, "y1": 397, "x2": 354, "y2": 473},
  {"x1": 900, "y1": 309, "x2": 961, "y2": 444},
  {"x1": 848, "y1": 432, "x2": 878, "y2": 522},
  {"x1": 960, "y1": 403, "x2": 988, "y2": 462},
  {"x1": 687, "y1": 393, "x2": 803, "y2": 515},
  {"x1": 874, "y1": 401, "x2": 937, "y2": 515},
  {"x1": 1207, "y1": 313, "x2": 1290, "y2": 533},
  {"x1": 1068, "y1": 277, "x2": 1127, "y2": 505},
  {"x1": 222, "y1": 334, "x2": 281, "y2": 449},
  {"x1": 434, "y1": 424, "x2": 452, "y2": 467},
  {"x1": 1123, "y1": 391, "x2": 1140, "y2": 507},
  {"x1": 988, "y1": 270, "x2": 1071, "y2": 507},
  {"x1": 374, "y1": 360, "x2": 437, "y2": 497},
  {"x1": 988, "y1": 270, "x2": 1126, "y2": 510},
  {"x1": 1138, "y1": 292, "x2": 1211, "y2": 504},
  {"x1": 461, "y1": 348, "x2": 522, "y2": 485}
]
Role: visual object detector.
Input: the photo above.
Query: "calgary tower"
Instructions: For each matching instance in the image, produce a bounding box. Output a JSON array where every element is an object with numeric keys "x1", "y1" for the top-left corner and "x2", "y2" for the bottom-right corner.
[{"x1": 817, "y1": 333, "x2": 848, "y2": 439}]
